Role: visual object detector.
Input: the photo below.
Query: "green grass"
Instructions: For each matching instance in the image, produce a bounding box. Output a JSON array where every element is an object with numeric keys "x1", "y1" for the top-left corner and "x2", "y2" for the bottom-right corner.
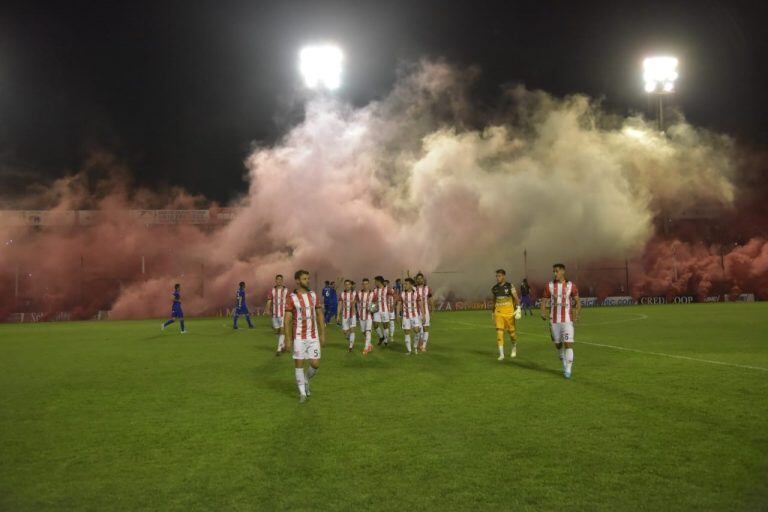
[{"x1": 1, "y1": 304, "x2": 767, "y2": 511}]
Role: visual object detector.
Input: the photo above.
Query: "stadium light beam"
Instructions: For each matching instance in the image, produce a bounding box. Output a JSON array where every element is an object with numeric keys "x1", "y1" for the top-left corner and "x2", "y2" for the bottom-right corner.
[
  {"x1": 299, "y1": 44, "x2": 343, "y2": 91},
  {"x1": 643, "y1": 56, "x2": 678, "y2": 131}
]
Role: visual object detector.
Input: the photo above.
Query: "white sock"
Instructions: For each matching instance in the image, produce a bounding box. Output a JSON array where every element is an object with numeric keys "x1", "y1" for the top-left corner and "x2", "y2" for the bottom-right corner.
[
  {"x1": 294, "y1": 368, "x2": 306, "y2": 396},
  {"x1": 278, "y1": 334, "x2": 285, "y2": 350},
  {"x1": 389, "y1": 320, "x2": 395, "y2": 337},
  {"x1": 558, "y1": 347, "x2": 565, "y2": 367},
  {"x1": 308, "y1": 366, "x2": 318, "y2": 380},
  {"x1": 365, "y1": 331, "x2": 372, "y2": 348},
  {"x1": 348, "y1": 332, "x2": 355, "y2": 349},
  {"x1": 565, "y1": 348, "x2": 574, "y2": 373},
  {"x1": 498, "y1": 345, "x2": 504, "y2": 357},
  {"x1": 405, "y1": 334, "x2": 412, "y2": 353},
  {"x1": 423, "y1": 331, "x2": 430, "y2": 347}
]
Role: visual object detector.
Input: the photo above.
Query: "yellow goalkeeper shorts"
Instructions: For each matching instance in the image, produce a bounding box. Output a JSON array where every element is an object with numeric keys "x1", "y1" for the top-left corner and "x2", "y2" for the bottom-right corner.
[{"x1": 494, "y1": 313, "x2": 516, "y2": 334}]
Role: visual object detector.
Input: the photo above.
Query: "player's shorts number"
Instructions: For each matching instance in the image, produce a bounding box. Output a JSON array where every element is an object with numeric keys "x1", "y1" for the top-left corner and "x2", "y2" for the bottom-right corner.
[
  {"x1": 292, "y1": 338, "x2": 321, "y2": 360},
  {"x1": 550, "y1": 322, "x2": 575, "y2": 344}
]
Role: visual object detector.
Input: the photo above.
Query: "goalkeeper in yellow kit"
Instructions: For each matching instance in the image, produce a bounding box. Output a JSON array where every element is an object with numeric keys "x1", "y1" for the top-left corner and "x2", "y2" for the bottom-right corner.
[{"x1": 492, "y1": 269, "x2": 522, "y2": 361}]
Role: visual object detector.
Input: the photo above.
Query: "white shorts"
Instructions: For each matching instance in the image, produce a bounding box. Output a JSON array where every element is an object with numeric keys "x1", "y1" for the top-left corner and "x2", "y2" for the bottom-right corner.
[
  {"x1": 422, "y1": 310, "x2": 431, "y2": 327},
  {"x1": 341, "y1": 316, "x2": 357, "y2": 331},
  {"x1": 550, "y1": 322, "x2": 575, "y2": 343},
  {"x1": 292, "y1": 337, "x2": 321, "y2": 360},
  {"x1": 358, "y1": 317, "x2": 373, "y2": 332},
  {"x1": 373, "y1": 311, "x2": 390, "y2": 323},
  {"x1": 271, "y1": 316, "x2": 284, "y2": 330},
  {"x1": 402, "y1": 315, "x2": 422, "y2": 331}
]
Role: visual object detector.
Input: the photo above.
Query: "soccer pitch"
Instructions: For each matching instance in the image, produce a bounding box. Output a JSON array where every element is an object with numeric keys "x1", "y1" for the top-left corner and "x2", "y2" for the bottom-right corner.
[{"x1": 1, "y1": 304, "x2": 767, "y2": 511}]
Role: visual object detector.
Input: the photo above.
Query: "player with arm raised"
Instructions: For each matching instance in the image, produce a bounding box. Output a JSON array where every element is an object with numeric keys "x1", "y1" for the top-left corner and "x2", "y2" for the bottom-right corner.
[
  {"x1": 338, "y1": 279, "x2": 358, "y2": 352},
  {"x1": 492, "y1": 269, "x2": 521, "y2": 360},
  {"x1": 265, "y1": 274, "x2": 288, "y2": 355},
  {"x1": 540, "y1": 263, "x2": 581, "y2": 379},
  {"x1": 284, "y1": 270, "x2": 325, "y2": 403}
]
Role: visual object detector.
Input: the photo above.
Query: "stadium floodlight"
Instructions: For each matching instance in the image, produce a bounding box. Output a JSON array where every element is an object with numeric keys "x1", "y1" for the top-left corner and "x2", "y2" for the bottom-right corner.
[
  {"x1": 299, "y1": 44, "x2": 343, "y2": 90},
  {"x1": 643, "y1": 56, "x2": 678, "y2": 131},
  {"x1": 643, "y1": 56, "x2": 678, "y2": 94}
]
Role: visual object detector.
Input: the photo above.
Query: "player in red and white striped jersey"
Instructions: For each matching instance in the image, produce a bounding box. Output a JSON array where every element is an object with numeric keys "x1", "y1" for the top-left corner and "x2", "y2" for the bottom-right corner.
[
  {"x1": 384, "y1": 279, "x2": 396, "y2": 339},
  {"x1": 357, "y1": 278, "x2": 376, "y2": 355},
  {"x1": 373, "y1": 276, "x2": 391, "y2": 347},
  {"x1": 284, "y1": 270, "x2": 325, "y2": 403},
  {"x1": 397, "y1": 277, "x2": 423, "y2": 355},
  {"x1": 415, "y1": 273, "x2": 434, "y2": 352},
  {"x1": 337, "y1": 279, "x2": 358, "y2": 352},
  {"x1": 540, "y1": 263, "x2": 581, "y2": 379},
  {"x1": 265, "y1": 274, "x2": 289, "y2": 355}
]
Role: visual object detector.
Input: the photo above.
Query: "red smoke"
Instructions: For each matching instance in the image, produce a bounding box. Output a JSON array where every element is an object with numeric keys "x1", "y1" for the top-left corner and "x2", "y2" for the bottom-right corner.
[{"x1": 1, "y1": 64, "x2": 767, "y2": 320}]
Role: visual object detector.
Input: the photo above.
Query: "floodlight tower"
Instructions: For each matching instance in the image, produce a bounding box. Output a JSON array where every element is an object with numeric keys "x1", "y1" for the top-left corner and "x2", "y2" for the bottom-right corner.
[
  {"x1": 643, "y1": 56, "x2": 678, "y2": 131},
  {"x1": 299, "y1": 44, "x2": 343, "y2": 91}
]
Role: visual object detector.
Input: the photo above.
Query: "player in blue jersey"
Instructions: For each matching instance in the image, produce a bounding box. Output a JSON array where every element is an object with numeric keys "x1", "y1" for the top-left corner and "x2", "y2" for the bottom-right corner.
[
  {"x1": 161, "y1": 283, "x2": 187, "y2": 333},
  {"x1": 232, "y1": 281, "x2": 254, "y2": 329},
  {"x1": 323, "y1": 280, "x2": 338, "y2": 325}
]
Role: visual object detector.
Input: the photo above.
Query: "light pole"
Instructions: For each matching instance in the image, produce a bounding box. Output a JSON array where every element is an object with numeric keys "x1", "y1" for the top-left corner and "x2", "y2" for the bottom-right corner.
[{"x1": 643, "y1": 56, "x2": 678, "y2": 131}]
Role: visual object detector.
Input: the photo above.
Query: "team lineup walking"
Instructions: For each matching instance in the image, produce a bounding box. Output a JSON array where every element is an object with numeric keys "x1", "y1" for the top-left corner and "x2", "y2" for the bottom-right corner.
[{"x1": 160, "y1": 265, "x2": 581, "y2": 401}]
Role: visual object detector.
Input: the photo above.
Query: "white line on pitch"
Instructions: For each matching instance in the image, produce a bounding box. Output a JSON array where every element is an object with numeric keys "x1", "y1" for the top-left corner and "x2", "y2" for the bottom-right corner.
[{"x1": 440, "y1": 318, "x2": 768, "y2": 373}]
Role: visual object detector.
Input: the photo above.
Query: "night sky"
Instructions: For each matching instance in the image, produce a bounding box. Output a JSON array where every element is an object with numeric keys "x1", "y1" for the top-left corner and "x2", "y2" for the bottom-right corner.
[{"x1": 0, "y1": 0, "x2": 766, "y2": 203}]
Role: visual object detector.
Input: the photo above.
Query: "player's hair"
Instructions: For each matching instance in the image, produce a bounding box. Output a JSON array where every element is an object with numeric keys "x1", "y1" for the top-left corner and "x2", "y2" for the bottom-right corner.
[
  {"x1": 344, "y1": 279, "x2": 352, "y2": 285},
  {"x1": 384, "y1": 279, "x2": 390, "y2": 285},
  {"x1": 405, "y1": 277, "x2": 416, "y2": 285},
  {"x1": 275, "y1": 274, "x2": 283, "y2": 279},
  {"x1": 374, "y1": 275, "x2": 384, "y2": 283},
  {"x1": 553, "y1": 263, "x2": 566, "y2": 271},
  {"x1": 495, "y1": 269, "x2": 506, "y2": 275},
  {"x1": 174, "y1": 283, "x2": 180, "y2": 289},
  {"x1": 415, "y1": 272, "x2": 424, "y2": 278},
  {"x1": 350, "y1": 280, "x2": 356, "y2": 285},
  {"x1": 324, "y1": 280, "x2": 330, "y2": 286},
  {"x1": 362, "y1": 277, "x2": 369, "y2": 283},
  {"x1": 395, "y1": 278, "x2": 401, "y2": 283},
  {"x1": 294, "y1": 269, "x2": 309, "y2": 280},
  {"x1": 239, "y1": 281, "x2": 245, "y2": 287}
]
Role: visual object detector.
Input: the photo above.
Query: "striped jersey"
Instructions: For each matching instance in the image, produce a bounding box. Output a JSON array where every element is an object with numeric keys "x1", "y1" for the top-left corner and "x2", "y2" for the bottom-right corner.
[
  {"x1": 267, "y1": 286, "x2": 288, "y2": 318},
  {"x1": 339, "y1": 290, "x2": 358, "y2": 320},
  {"x1": 386, "y1": 288, "x2": 395, "y2": 312},
  {"x1": 416, "y1": 284, "x2": 431, "y2": 313},
  {"x1": 357, "y1": 290, "x2": 375, "y2": 321},
  {"x1": 286, "y1": 290, "x2": 321, "y2": 341},
  {"x1": 543, "y1": 281, "x2": 579, "y2": 323},
  {"x1": 399, "y1": 289, "x2": 421, "y2": 319},
  {"x1": 374, "y1": 287, "x2": 390, "y2": 313}
]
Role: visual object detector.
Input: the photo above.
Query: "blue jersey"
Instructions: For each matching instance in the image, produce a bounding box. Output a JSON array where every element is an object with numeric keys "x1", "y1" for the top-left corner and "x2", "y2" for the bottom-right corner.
[
  {"x1": 235, "y1": 288, "x2": 249, "y2": 314},
  {"x1": 171, "y1": 290, "x2": 184, "y2": 317}
]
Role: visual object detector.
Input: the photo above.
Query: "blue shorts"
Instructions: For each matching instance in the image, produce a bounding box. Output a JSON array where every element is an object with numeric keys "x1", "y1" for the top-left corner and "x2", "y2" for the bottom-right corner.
[
  {"x1": 235, "y1": 307, "x2": 250, "y2": 316},
  {"x1": 521, "y1": 296, "x2": 533, "y2": 308},
  {"x1": 172, "y1": 306, "x2": 184, "y2": 318}
]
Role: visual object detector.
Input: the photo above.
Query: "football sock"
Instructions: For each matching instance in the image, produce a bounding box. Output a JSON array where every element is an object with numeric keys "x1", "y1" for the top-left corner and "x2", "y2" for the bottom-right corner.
[
  {"x1": 245, "y1": 315, "x2": 253, "y2": 328},
  {"x1": 389, "y1": 320, "x2": 395, "y2": 337},
  {"x1": 423, "y1": 331, "x2": 430, "y2": 348},
  {"x1": 348, "y1": 332, "x2": 355, "y2": 348},
  {"x1": 308, "y1": 366, "x2": 318, "y2": 380},
  {"x1": 365, "y1": 331, "x2": 372, "y2": 348},
  {"x1": 277, "y1": 334, "x2": 285, "y2": 351},
  {"x1": 405, "y1": 334, "x2": 412, "y2": 353},
  {"x1": 179, "y1": 320, "x2": 186, "y2": 331},
  {"x1": 233, "y1": 315, "x2": 238, "y2": 328},
  {"x1": 295, "y1": 368, "x2": 306, "y2": 396},
  {"x1": 163, "y1": 319, "x2": 174, "y2": 328},
  {"x1": 565, "y1": 348, "x2": 574, "y2": 373}
]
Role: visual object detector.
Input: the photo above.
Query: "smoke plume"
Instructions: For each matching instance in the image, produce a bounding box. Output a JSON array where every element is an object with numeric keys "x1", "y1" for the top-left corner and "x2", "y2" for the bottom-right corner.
[{"x1": 1, "y1": 60, "x2": 765, "y2": 319}]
